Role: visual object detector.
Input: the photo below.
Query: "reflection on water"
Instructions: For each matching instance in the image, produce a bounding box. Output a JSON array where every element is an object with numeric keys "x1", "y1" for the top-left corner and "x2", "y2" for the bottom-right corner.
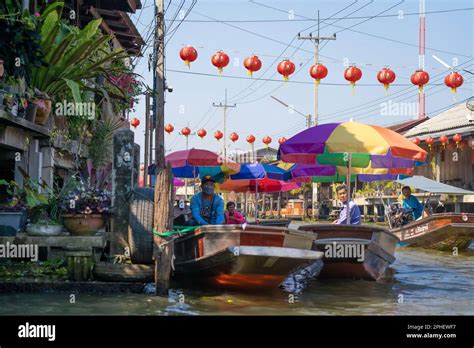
[{"x1": 1, "y1": 227, "x2": 473, "y2": 316}]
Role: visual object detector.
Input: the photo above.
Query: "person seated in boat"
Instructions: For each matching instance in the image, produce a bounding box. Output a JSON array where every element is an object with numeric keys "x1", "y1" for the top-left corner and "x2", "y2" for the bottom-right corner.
[
  {"x1": 225, "y1": 201, "x2": 246, "y2": 224},
  {"x1": 189, "y1": 175, "x2": 225, "y2": 225},
  {"x1": 400, "y1": 186, "x2": 423, "y2": 220},
  {"x1": 173, "y1": 195, "x2": 192, "y2": 226},
  {"x1": 332, "y1": 184, "x2": 361, "y2": 225}
]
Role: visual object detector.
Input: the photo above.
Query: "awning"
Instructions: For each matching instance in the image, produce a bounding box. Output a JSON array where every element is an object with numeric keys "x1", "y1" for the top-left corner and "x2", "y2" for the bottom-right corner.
[{"x1": 396, "y1": 175, "x2": 474, "y2": 195}]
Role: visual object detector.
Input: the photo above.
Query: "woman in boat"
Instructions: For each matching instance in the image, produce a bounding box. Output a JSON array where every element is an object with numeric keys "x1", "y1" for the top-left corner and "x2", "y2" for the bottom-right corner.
[
  {"x1": 225, "y1": 201, "x2": 246, "y2": 224},
  {"x1": 188, "y1": 175, "x2": 225, "y2": 225},
  {"x1": 332, "y1": 184, "x2": 361, "y2": 225},
  {"x1": 400, "y1": 186, "x2": 423, "y2": 220}
]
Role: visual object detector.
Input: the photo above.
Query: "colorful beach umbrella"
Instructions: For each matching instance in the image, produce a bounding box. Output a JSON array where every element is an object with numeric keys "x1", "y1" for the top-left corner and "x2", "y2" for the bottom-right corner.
[
  {"x1": 278, "y1": 122, "x2": 427, "y2": 167},
  {"x1": 279, "y1": 122, "x2": 427, "y2": 225}
]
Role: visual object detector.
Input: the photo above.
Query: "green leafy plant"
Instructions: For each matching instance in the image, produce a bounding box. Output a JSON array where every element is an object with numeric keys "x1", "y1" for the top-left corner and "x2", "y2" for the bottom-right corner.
[{"x1": 31, "y1": 2, "x2": 129, "y2": 102}]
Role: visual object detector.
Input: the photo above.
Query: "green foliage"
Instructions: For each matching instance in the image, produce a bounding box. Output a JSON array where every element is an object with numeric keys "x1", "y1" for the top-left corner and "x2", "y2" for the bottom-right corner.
[
  {"x1": 31, "y1": 2, "x2": 128, "y2": 100},
  {"x1": 88, "y1": 118, "x2": 123, "y2": 168},
  {"x1": 0, "y1": 259, "x2": 67, "y2": 279},
  {"x1": 0, "y1": 0, "x2": 44, "y2": 84}
]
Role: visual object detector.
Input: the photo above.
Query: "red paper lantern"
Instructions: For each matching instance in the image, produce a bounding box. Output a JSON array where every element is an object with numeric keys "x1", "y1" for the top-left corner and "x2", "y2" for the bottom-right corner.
[
  {"x1": 130, "y1": 117, "x2": 140, "y2": 128},
  {"x1": 411, "y1": 69, "x2": 430, "y2": 93},
  {"x1": 453, "y1": 133, "x2": 463, "y2": 148},
  {"x1": 179, "y1": 45, "x2": 198, "y2": 68},
  {"x1": 344, "y1": 65, "x2": 362, "y2": 94},
  {"x1": 214, "y1": 130, "x2": 223, "y2": 141},
  {"x1": 262, "y1": 136, "x2": 272, "y2": 147},
  {"x1": 181, "y1": 127, "x2": 191, "y2": 137},
  {"x1": 444, "y1": 72, "x2": 463, "y2": 94},
  {"x1": 230, "y1": 132, "x2": 239, "y2": 142},
  {"x1": 164, "y1": 123, "x2": 174, "y2": 134},
  {"x1": 439, "y1": 135, "x2": 449, "y2": 148},
  {"x1": 425, "y1": 136, "x2": 434, "y2": 150},
  {"x1": 243, "y1": 55, "x2": 262, "y2": 77},
  {"x1": 377, "y1": 67, "x2": 396, "y2": 93},
  {"x1": 278, "y1": 137, "x2": 287, "y2": 145},
  {"x1": 309, "y1": 64, "x2": 328, "y2": 84},
  {"x1": 246, "y1": 134, "x2": 256, "y2": 144},
  {"x1": 211, "y1": 51, "x2": 230, "y2": 74},
  {"x1": 197, "y1": 128, "x2": 207, "y2": 139},
  {"x1": 277, "y1": 59, "x2": 295, "y2": 81},
  {"x1": 412, "y1": 137, "x2": 421, "y2": 145}
]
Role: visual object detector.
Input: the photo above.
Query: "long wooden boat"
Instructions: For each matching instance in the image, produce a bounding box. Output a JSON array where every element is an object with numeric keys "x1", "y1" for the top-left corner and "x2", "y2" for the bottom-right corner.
[
  {"x1": 172, "y1": 224, "x2": 323, "y2": 291},
  {"x1": 391, "y1": 213, "x2": 474, "y2": 251},
  {"x1": 297, "y1": 224, "x2": 399, "y2": 281}
]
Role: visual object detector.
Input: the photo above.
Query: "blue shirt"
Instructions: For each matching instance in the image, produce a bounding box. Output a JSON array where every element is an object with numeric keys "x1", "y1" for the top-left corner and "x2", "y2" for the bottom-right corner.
[
  {"x1": 190, "y1": 192, "x2": 225, "y2": 225},
  {"x1": 336, "y1": 200, "x2": 361, "y2": 225},
  {"x1": 402, "y1": 195, "x2": 423, "y2": 219}
]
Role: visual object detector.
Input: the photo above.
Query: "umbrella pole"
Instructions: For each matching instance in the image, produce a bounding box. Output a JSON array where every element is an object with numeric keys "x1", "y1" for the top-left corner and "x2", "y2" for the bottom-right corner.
[
  {"x1": 346, "y1": 153, "x2": 352, "y2": 225},
  {"x1": 255, "y1": 180, "x2": 259, "y2": 220}
]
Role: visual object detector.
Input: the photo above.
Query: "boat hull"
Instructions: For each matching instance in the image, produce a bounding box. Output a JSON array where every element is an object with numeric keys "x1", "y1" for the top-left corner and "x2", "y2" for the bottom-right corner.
[
  {"x1": 172, "y1": 225, "x2": 323, "y2": 291},
  {"x1": 391, "y1": 213, "x2": 474, "y2": 251},
  {"x1": 298, "y1": 224, "x2": 398, "y2": 281}
]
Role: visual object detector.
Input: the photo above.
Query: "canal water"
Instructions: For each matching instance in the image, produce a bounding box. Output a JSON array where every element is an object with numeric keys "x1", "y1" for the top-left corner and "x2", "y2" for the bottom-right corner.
[{"x1": 1, "y1": 224, "x2": 473, "y2": 315}]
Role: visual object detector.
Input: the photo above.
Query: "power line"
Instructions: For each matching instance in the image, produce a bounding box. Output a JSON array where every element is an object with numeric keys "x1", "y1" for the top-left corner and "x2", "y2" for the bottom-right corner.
[
  {"x1": 166, "y1": 68, "x2": 444, "y2": 86},
  {"x1": 225, "y1": 1, "x2": 360, "y2": 104},
  {"x1": 166, "y1": 7, "x2": 474, "y2": 22}
]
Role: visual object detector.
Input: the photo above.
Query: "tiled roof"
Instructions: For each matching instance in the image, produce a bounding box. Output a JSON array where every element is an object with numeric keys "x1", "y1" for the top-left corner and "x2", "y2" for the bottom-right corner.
[{"x1": 404, "y1": 103, "x2": 474, "y2": 138}]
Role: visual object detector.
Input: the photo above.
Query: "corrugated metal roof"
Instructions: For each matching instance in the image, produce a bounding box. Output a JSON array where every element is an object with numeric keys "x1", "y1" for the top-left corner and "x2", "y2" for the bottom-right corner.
[
  {"x1": 404, "y1": 103, "x2": 474, "y2": 138},
  {"x1": 397, "y1": 175, "x2": 474, "y2": 194},
  {"x1": 387, "y1": 118, "x2": 429, "y2": 134}
]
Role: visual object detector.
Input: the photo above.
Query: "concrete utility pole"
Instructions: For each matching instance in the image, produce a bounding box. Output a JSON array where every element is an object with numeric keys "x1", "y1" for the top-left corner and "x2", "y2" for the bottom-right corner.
[
  {"x1": 213, "y1": 89, "x2": 236, "y2": 160},
  {"x1": 143, "y1": 92, "x2": 150, "y2": 186},
  {"x1": 418, "y1": 0, "x2": 426, "y2": 119},
  {"x1": 152, "y1": 0, "x2": 173, "y2": 296},
  {"x1": 297, "y1": 10, "x2": 336, "y2": 126}
]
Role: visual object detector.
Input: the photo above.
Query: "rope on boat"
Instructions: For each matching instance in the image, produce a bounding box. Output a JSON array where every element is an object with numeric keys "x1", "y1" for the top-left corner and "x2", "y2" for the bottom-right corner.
[{"x1": 152, "y1": 225, "x2": 199, "y2": 237}]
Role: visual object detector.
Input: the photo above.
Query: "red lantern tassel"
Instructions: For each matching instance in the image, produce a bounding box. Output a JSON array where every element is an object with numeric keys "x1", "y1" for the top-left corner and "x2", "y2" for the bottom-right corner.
[{"x1": 350, "y1": 81, "x2": 355, "y2": 95}]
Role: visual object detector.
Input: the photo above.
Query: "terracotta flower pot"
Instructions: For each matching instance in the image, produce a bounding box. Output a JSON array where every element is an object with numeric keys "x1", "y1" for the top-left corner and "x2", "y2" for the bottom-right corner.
[
  {"x1": 62, "y1": 214, "x2": 105, "y2": 236},
  {"x1": 33, "y1": 98, "x2": 52, "y2": 125}
]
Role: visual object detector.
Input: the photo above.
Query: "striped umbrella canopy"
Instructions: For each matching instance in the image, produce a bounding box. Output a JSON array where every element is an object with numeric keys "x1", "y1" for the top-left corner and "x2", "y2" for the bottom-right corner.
[
  {"x1": 278, "y1": 122, "x2": 427, "y2": 169},
  {"x1": 148, "y1": 148, "x2": 240, "y2": 183}
]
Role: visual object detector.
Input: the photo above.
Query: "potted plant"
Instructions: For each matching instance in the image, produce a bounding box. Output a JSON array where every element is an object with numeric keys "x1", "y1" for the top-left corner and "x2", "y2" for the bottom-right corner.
[
  {"x1": 59, "y1": 174, "x2": 111, "y2": 236},
  {"x1": 25, "y1": 181, "x2": 63, "y2": 236},
  {"x1": 0, "y1": 177, "x2": 48, "y2": 233},
  {"x1": 30, "y1": 89, "x2": 51, "y2": 125}
]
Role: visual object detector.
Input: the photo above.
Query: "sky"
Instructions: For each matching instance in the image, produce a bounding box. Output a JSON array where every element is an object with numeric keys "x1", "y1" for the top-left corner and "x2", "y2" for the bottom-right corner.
[{"x1": 129, "y1": 0, "x2": 474, "y2": 161}]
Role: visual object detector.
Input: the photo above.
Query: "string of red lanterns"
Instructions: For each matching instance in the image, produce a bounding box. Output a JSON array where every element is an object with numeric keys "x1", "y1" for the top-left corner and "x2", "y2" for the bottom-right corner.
[{"x1": 178, "y1": 46, "x2": 464, "y2": 95}]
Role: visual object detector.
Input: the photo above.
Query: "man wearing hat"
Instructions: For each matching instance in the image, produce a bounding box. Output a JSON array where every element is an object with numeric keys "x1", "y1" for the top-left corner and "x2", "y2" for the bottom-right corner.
[{"x1": 189, "y1": 175, "x2": 225, "y2": 225}]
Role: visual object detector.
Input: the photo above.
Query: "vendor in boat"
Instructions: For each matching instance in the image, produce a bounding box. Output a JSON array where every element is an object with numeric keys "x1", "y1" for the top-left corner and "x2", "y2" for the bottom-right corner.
[
  {"x1": 400, "y1": 186, "x2": 423, "y2": 220},
  {"x1": 225, "y1": 201, "x2": 246, "y2": 224},
  {"x1": 333, "y1": 184, "x2": 361, "y2": 225},
  {"x1": 189, "y1": 175, "x2": 225, "y2": 225}
]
